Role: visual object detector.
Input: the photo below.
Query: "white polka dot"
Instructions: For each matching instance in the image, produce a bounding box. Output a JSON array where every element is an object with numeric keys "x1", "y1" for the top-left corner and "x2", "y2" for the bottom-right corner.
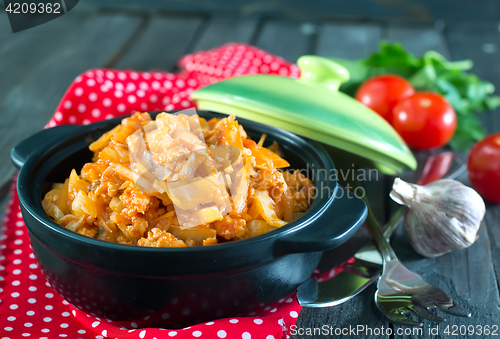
[
  {"x1": 205, "y1": 322, "x2": 214, "y2": 325},
  {"x1": 22, "y1": 333, "x2": 30, "y2": 337},
  {"x1": 13, "y1": 269, "x2": 21, "y2": 275},
  {"x1": 168, "y1": 332, "x2": 177, "y2": 337},
  {"x1": 11, "y1": 292, "x2": 19, "y2": 297},
  {"x1": 266, "y1": 336, "x2": 275, "y2": 339},
  {"x1": 161, "y1": 313, "x2": 169, "y2": 319},
  {"x1": 130, "y1": 322, "x2": 138, "y2": 328},
  {"x1": 103, "y1": 98, "x2": 112, "y2": 107},
  {"x1": 114, "y1": 91, "x2": 123, "y2": 98},
  {"x1": 117, "y1": 103, "x2": 126, "y2": 112},
  {"x1": 92, "y1": 321, "x2": 100, "y2": 328},
  {"x1": 140, "y1": 102, "x2": 148, "y2": 110},
  {"x1": 14, "y1": 239, "x2": 22, "y2": 245},
  {"x1": 181, "y1": 100, "x2": 190, "y2": 107},
  {"x1": 54, "y1": 112, "x2": 63, "y2": 121},
  {"x1": 100, "y1": 84, "x2": 109, "y2": 92},
  {"x1": 128, "y1": 95, "x2": 136, "y2": 104},
  {"x1": 139, "y1": 330, "x2": 146, "y2": 338},
  {"x1": 10, "y1": 304, "x2": 18, "y2": 310},
  {"x1": 105, "y1": 114, "x2": 114, "y2": 120},
  {"x1": 176, "y1": 79, "x2": 185, "y2": 88},
  {"x1": 278, "y1": 319, "x2": 284, "y2": 326},
  {"x1": 74, "y1": 75, "x2": 82, "y2": 82},
  {"x1": 7, "y1": 316, "x2": 16, "y2": 321},
  {"x1": 254, "y1": 319, "x2": 263, "y2": 324},
  {"x1": 139, "y1": 82, "x2": 149, "y2": 90},
  {"x1": 162, "y1": 97, "x2": 170, "y2": 105},
  {"x1": 143, "y1": 72, "x2": 151, "y2": 79},
  {"x1": 165, "y1": 104, "x2": 174, "y2": 111},
  {"x1": 217, "y1": 330, "x2": 227, "y2": 338},
  {"x1": 190, "y1": 330, "x2": 202, "y2": 337},
  {"x1": 137, "y1": 89, "x2": 145, "y2": 98},
  {"x1": 43, "y1": 317, "x2": 51, "y2": 322},
  {"x1": 62, "y1": 300, "x2": 69, "y2": 305},
  {"x1": 24, "y1": 322, "x2": 33, "y2": 327},
  {"x1": 69, "y1": 116, "x2": 77, "y2": 124},
  {"x1": 229, "y1": 319, "x2": 238, "y2": 324},
  {"x1": 74, "y1": 87, "x2": 83, "y2": 96},
  {"x1": 101, "y1": 330, "x2": 107, "y2": 337},
  {"x1": 126, "y1": 83, "x2": 136, "y2": 92},
  {"x1": 15, "y1": 221, "x2": 24, "y2": 227},
  {"x1": 96, "y1": 336, "x2": 104, "y2": 339},
  {"x1": 78, "y1": 329, "x2": 86, "y2": 334},
  {"x1": 61, "y1": 312, "x2": 70, "y2": 317},
  {"x1": 0, "y1": 265, "x2": 4, "y2": 270},
  {"x1": 4, "y1": 327, "x2": 13, "y2": 331},
  {"x1": 59, "y1": 335, "x2": 67, "y2": 338},
  {"x1": 152, "y1": 81, "x2": 161, "y2": 90},
  {"x1": 28, "y1": 298, "x2": 36, "y2": 304},
  {"x1": 118, "y1": 72, "x2": 127, "y2": 80},
  {"x1": 106, "y1": 71, "x2": 115, "y2": 79},
  {"x1": 77, "y1": 103, "x2": 86, "y2": 113},
  {"x1": 286, "y1": 298, "x2": 293, "y2": 303},
  {"x1": 270, "y1": 308, "x2": 277, "y2": 313},
  {"x1": 89, "y1": 93, "x2": 98, "y2": 102},
  {"x1": 45, "y1": 305, "x2": 53, "y2": 310},
  {"x1": 130, "y1": 72, "x2": 139, "y2": 80},
  {"x1": 163, "y1": 80, "x2": 172, "y2": 89},
  {"x1": 29, "y1": 275, "x2": 37, "y2": 280},
  {"x1": 13, "y1": 259, "x2": 21, "y2": 264},
  {"x1": 87, "y1": 79, "x2": 96, "y2": 87},
  {"x1": 149, "y1": 94, "x2": 158, "y2": 103},
  {"x1": 242, "y1": 332, "x2": 251, "y2": 339},
  {"x1": 289, "y1": 311, "x2": 298, "y2": 318},
  {"x1": 14, "y1": 248, "x2": 22, "y2": 254}
]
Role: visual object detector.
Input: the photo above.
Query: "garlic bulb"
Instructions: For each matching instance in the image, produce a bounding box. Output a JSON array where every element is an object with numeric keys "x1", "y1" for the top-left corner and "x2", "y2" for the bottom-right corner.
[{"x1": 390, "y1": 178, "x2": 485, "y2": 258}]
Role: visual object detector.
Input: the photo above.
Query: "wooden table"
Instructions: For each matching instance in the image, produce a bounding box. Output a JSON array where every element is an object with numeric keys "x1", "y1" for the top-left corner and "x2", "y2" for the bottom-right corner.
[{"x1": 0, "y1": 3, "x2": 499, "y2": 338}]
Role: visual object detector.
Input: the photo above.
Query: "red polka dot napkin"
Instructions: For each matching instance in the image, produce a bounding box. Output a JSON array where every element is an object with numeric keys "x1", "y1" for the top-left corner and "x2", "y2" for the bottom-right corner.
[{"x1": 0, "y1": 43, "x2": 343, "y2": 339}]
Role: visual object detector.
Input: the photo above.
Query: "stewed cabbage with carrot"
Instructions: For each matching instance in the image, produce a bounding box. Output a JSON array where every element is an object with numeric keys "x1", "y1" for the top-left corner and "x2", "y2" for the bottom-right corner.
[{"x1": 42, "y1": 112, "x2": 315, "y2": 247}]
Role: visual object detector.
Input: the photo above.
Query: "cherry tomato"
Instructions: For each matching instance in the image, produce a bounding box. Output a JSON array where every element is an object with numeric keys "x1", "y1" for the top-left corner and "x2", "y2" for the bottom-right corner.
[
  {"x1": 355, "y1": 74, "x2": 415, "y2": 123},
  {"x1": 391, "y1": 92, "x2": 457, "y2": 150},
  {"x1": 468, "y1": 133, "x2": 500, "y2": 203}
]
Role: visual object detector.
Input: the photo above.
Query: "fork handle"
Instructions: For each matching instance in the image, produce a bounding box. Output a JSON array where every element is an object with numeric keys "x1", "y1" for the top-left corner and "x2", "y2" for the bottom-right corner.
[{"x1": 364, "y1": 201, "x2": 399, "y2": 263}]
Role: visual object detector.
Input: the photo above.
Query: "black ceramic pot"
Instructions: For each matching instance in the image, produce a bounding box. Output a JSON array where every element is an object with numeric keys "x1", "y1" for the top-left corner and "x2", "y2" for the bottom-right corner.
[{"x1": 11, "y1": 111, "x2": 367, "y2": 328}]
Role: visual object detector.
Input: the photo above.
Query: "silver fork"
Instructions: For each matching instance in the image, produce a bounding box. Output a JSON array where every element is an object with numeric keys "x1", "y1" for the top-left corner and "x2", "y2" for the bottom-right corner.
[{"x1": 365, "y1": 204, "x2": 471, "y2": 326}]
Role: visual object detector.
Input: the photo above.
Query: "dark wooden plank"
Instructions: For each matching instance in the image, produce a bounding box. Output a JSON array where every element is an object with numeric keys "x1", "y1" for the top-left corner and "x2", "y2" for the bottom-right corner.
[
  {"x1": 386, "y1": 24, "x2": 450, "y2": 58},
  {"x1": 82, "y1": 0, "x2": 500, "y2": 22},
  {"x1": 294, "y1": 284, "x2": 389, "y2": 339},
  {"x1": 446, "y1": 22, "x2": 500, "y2": 135},
  {"x1": 485, "y1": 204, "x2": 500, "y2": 301},
  {"x1": 193, "y1": 16, "x2": 258, "y2": 51},
  {"x1": 317, "y1": 23, "x2": 382, "y2": 59},
  {"x1": 114, "y1": 15, "x2": 204, "y2": 72},
  {"x1": 0, "y1": 10, "x2": 91, "y2": 191},
  {"x1": 254, "y1": 20, "x2": 316, "y2": 63},
  {"x1": 391, "y1": 223, "x2": 500, "y2": 338},
  {"x1": 0, "y1": 13, "x2": 143, "y2": 193}
]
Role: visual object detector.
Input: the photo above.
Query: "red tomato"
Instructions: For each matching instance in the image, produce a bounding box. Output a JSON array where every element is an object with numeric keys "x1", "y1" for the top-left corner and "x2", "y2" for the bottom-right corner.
[
  {"x1": 468, "y1": 133, "x2": 500, "y2": 203},
  {"x1": 391, "y1": 92, "x2": 457, "y2": 150},
  {"x1": 355, "y1": 74, "x2": 415, "y2": 123}
]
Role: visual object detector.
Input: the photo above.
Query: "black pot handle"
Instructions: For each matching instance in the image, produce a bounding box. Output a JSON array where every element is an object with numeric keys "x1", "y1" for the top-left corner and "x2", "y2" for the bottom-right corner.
[
  {"x1": 275, "y1": 185, "x2": 367, "y2": 255},
  {"x1": 11, "y1": 125, "x2": 88, "y2": 169}
]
